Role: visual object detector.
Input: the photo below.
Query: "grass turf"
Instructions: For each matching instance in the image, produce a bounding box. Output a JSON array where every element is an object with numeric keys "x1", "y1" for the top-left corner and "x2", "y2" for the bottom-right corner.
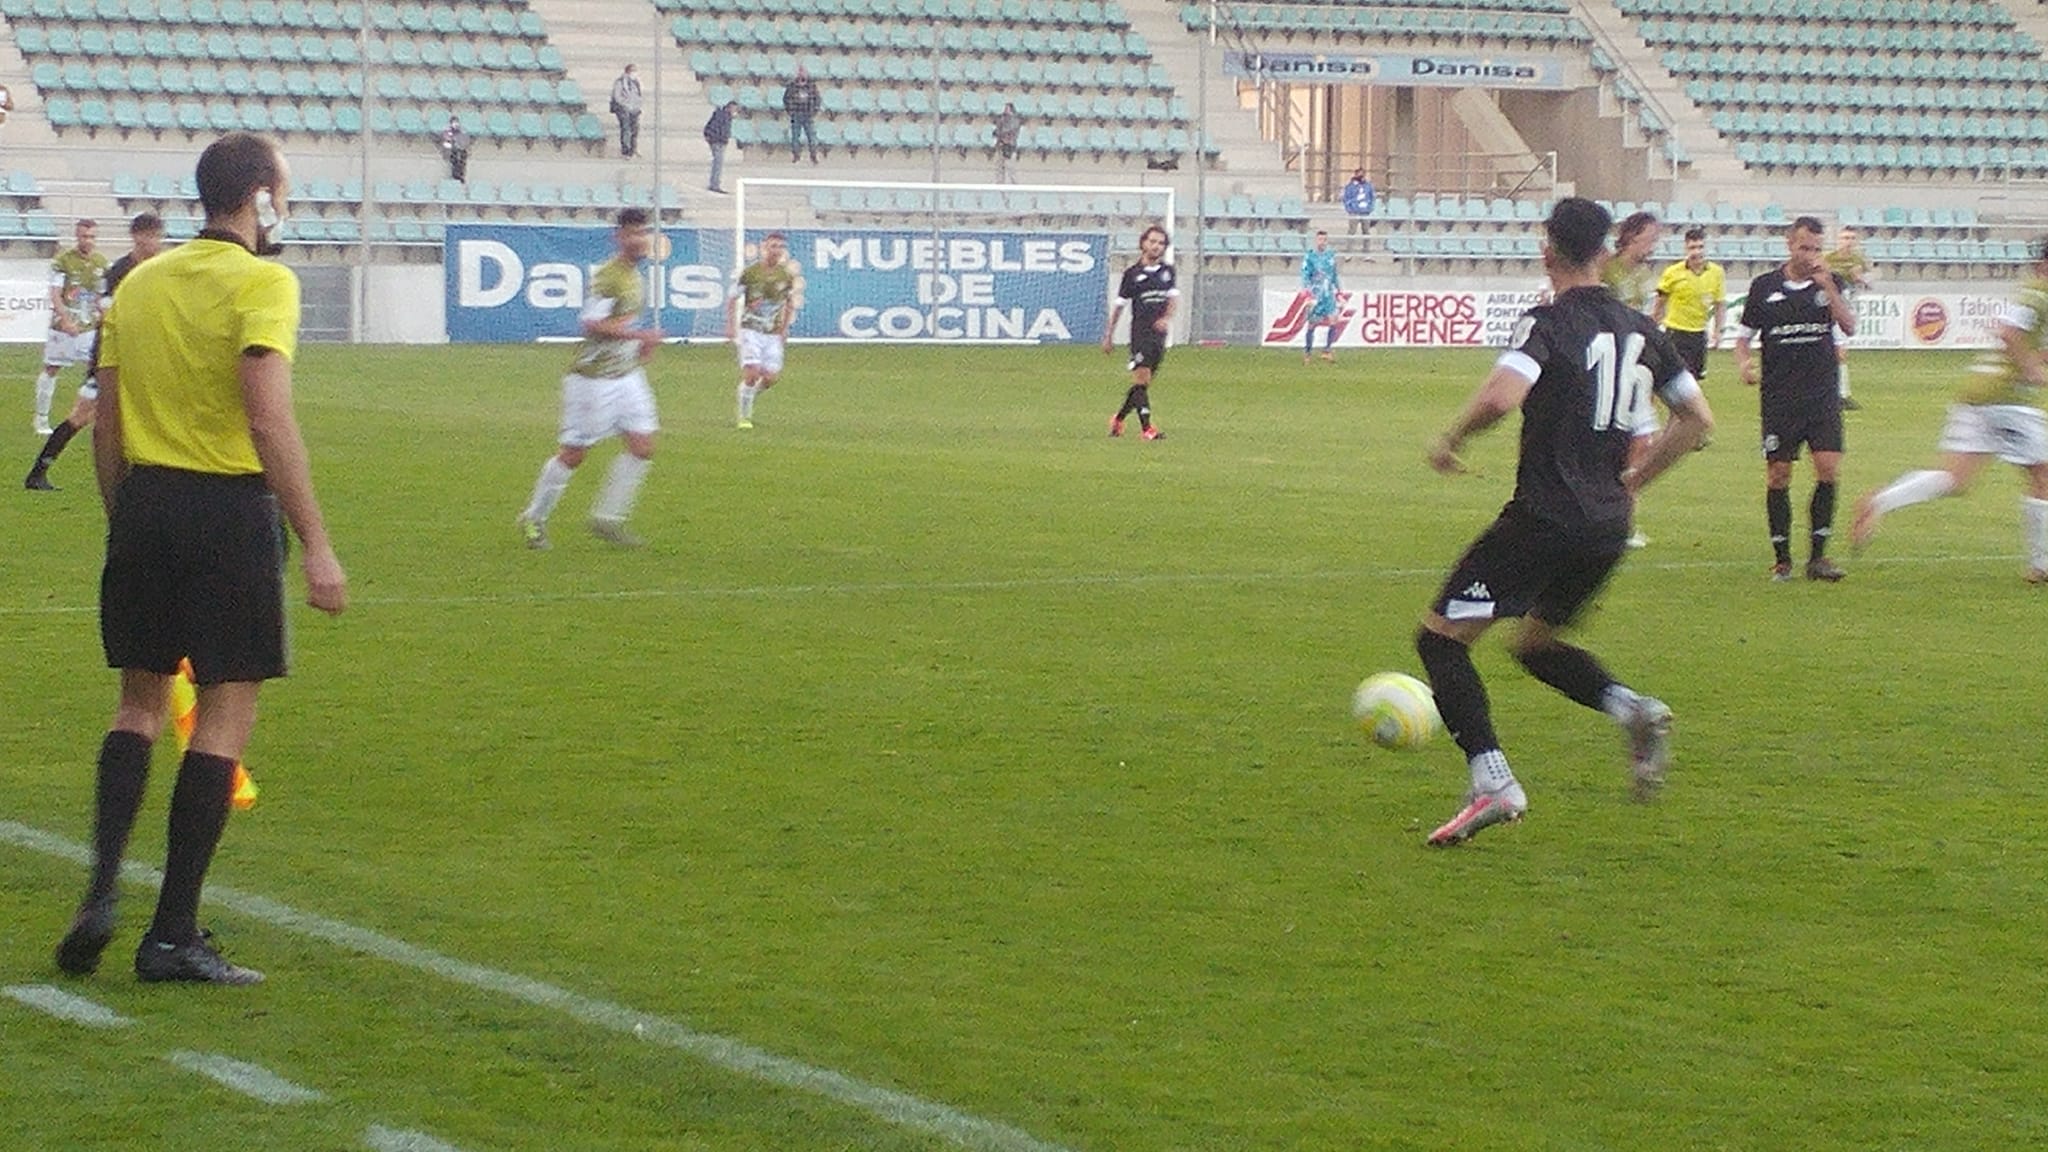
[{"x1": 3, "y1": 342, "x2": 2046, "y2": 1150}]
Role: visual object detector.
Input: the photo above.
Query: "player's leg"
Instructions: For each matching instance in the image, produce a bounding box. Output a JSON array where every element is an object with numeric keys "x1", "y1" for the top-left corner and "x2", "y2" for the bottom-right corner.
[
  {"x1": 1132, "y1": 344, "x2": 1162, "y2": 438},
  {"x1": 591, "y1": 373, "x2": 657, "y2": 547},
  {"x1": 26, "y1": 386, "x2": 97, "y2": 490},
  {"x1": 1415, "y1": 514, "x2": 1539, "y2": 844},
  {"x1": 1302, "y1": 317, "x2": 1315, "y2": 362},
  {"x1": 518, "y1": 376, "x2": 596, "y2": 548},
  {"x1": 1510, "y1": 541, "x2": 1671, "y2": 799},
  {"x1": 1805, "y1": 405, "x2": 1847, "y2": 578},
  {"x1": 55, "y1": 668, "x2": 169, "y2": 976},
  {"x1": 32, "y1": 360, "x2": 62, "y2": 435},
  {"x1": 2023, "y1": 461, "x2": 2048, "y2": 583},
  {"x1": 1765, "y1": 454, "x2": 1797, "y2": 578}
]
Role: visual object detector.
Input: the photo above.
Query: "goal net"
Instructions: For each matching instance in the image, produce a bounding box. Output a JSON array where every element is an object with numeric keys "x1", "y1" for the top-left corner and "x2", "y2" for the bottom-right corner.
[{"x1": 720, "y1": 177, "x2": 1178, "y2": 345}]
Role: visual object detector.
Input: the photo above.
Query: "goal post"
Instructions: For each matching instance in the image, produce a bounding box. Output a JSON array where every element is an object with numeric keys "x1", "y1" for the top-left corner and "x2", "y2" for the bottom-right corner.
[{"x1": 728, "y1": 177, "x2": 1178, "y2": 345}]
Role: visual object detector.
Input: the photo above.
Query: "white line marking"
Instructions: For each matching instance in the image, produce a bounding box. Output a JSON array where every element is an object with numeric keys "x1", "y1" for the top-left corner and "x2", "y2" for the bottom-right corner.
[
  {"x1": 364, "y1": 1125, "x2": 467, "y2": 1152},
  {"x1": 0, "y1": 821, "x2": 1072, "y2": 1152},
  {"x1": 3, "y1": 984, "x2": 132, "y2": 1028},
  {"x1": 0, "y1": 550, "x2": 2023, "y2": 616},
  {"x1": 166, "y1": 1050, "x2": 326, "y2": 1105}
]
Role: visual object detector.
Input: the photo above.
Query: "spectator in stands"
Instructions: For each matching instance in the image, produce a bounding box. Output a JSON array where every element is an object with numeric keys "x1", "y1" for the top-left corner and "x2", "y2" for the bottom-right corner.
[
  {"x1": 1824, "y1": 225, "x2": 1875, "y2": 411},
  {"x1": 0, "y1": 83, "x2": 13, "y2": 127},
  {"x1": 439, "y1": 116, "x2": 470, "y2": 184},
  {"x1": 1342, "y1": 168, "x2": 1375, "y2": 236},
  {"x1": 704, "y1": 99, "x2": 736, "y2": 195},
  {"x1": 610, "y1": 64, "x2": 643, "y2": 159},
  {"x1": 993, "y1": 103, "x2": 1023, "y2": 184},
  {"x1": 783, "y1": 67, "x2": 821, "y2": 165}
]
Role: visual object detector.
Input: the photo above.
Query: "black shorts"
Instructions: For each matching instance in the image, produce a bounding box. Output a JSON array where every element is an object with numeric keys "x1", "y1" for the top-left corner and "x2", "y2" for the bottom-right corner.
[
  {"x1": 1431, "y1": 502, "x2": 1628, "y2": 629},
  {"x1": 1761, "y1": 393, "x2": 1844, "y2": 461},
  {"x1": 101, "y1": 466, "x2": 288, "y2": 685},
  {"x1": 1127, "y1": 331, "x2": 1166, "y2": 373},
  {"x1": 1667, "y1": 328, "x2": 1708, "y2": 381}
]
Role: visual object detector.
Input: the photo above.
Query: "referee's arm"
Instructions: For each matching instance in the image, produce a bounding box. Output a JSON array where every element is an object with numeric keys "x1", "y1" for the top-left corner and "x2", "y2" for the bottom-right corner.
[
  {"x1": 91, "y1": 366, "x2": 128, "y2": 509},
  {"x1": 242, "y1": 348, "x2": 347, "y2": 615}
]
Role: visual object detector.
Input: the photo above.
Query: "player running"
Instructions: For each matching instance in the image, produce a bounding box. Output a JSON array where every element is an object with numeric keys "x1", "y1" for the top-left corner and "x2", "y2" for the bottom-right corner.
[
  {"x1": 1103, "y1": 224, "x2": 1177, "y2": 440},
  {"x1": 1853, "y1": 237, "x2": 2048, "y2": 583},
  {"x1": 515, "y1": 208, "x2": 664, "y2": 549},
  {"x1": 1417, "y1": 198, "x2": 1714, "y2": 845},
  {"x1": 731, "y1": 232, "x2": 800, "y2": 430}
]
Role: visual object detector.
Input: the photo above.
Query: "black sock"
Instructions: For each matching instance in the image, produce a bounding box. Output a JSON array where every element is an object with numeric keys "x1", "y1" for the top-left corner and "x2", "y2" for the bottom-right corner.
[
  {"x1": 1514, "y1": 641, "x2": 1616, "y2": 713},
  {"x1": 1133, "y1": 385, "x2": 1152, "y2": 431},
  {"x1": 1767, "y1": 487, "x2": 1793, "y2": 565},
  {"x1": 1416, "y1": 627, "x2": 1498, "y2": 758},
  {"x1": 32, "y1": 422, "x2": 78, "y2": 474},
  {"x1": 1116, "y1": 386, "x2": 1138, "y2": 420},
  {"x1": 1810, "y1": 481, "x2": 1837, "y2": 559},
  {"x1": 86, "y1": 730, "x2": 153, "y2": 906},
  {"x1": 147, "y1": 751, "x2": 236, "y2": 945}
]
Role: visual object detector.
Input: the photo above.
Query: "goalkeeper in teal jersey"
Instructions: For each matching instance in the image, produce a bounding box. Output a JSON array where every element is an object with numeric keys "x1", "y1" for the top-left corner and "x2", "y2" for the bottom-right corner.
[
  {"x1": 1300, "y1": 230, "x2": 1341, "y2": 362},
  {"x1": 1853, "y1": 236, "x2": 2048, "y2": 582}
]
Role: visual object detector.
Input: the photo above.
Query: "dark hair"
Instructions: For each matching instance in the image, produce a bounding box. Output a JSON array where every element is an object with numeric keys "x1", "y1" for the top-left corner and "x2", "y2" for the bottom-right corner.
[
  {"x1": 1544, "y1": 197, "x2": 1611, "y2": 268},
  {"x1": 763, "y1": 230, "x2": 787, "y2": 243},
  {"x1": 1314, "y1": 229, "x2": 1327, "y2": 238},
  {"x1": 1684, "y1": 226, "x2": 1707, "y2": 243},
  {"x1": 1615, "y1": 210, "x2": 1660, "y2": 247},
  {"x1": 1140, "y1": 223, "x2": 1170, "y2": 247},
  {"x1": 75, "y1": 217, "x2": 97, "y2": 230},
  {"x1": 195, "y1": 132, "x2": 283, "y2": 219},
  {"x1": 129, "y1": 212, "x2": 164, "y2": 234},
  {"x1": 1790, "y1": 215, "x2": 1825, "y2": 235},
  {"x1": 615, "y1": 207, "x2": 651, "y2": 230}
]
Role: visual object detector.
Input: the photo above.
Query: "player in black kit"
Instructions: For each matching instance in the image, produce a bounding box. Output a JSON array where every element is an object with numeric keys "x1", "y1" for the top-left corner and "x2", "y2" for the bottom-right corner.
[
  {"x1": 1416, "y1": 198, "x2": 1716, "y2": 846},
  {"x1": 1102, "y1": 224, "x2": 1176, "y2": 440},
  {"x1": 1732, "y1": 215, "x2": 1858, "y2": 582}
]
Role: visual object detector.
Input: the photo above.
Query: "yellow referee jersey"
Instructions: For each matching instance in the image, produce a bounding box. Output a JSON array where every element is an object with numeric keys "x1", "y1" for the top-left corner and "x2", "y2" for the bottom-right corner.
[
  {"x1": 99, "y1": 237, "x2": 299, "y2": 476},
  {"x1": 1655, "y1": 259, "x2": 1725, "y2": 333}
]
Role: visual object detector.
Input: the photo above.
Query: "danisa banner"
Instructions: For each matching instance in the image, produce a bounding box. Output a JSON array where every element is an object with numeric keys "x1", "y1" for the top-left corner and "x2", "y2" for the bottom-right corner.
[
  {"x1": 1222, "y1": 51, "x2": 1569, "y2": 90},
  {"x1": 446, "y1": 224, "x2": 1110, "y2": 344}
]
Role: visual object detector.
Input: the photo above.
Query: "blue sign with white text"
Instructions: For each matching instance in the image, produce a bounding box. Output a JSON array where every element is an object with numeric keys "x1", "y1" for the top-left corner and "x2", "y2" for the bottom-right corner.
[{"x1": 444, "y1": 224, "x2": 1111, "y2": 344}]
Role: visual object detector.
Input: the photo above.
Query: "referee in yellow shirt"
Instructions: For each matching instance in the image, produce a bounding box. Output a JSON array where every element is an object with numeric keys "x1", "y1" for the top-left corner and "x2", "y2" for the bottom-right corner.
[
  {"x1": 1652, "y1": 227, "x2": 1727, "y2": 382},
  {"x1": 57, "y1": 133, "x2": 346, "y2": 986}
]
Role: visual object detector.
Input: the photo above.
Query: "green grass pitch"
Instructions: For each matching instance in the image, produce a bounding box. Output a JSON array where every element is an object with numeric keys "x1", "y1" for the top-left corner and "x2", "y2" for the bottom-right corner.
[{"x1": 3, "y1": 341, "x2": 2047, "y2": 1151}]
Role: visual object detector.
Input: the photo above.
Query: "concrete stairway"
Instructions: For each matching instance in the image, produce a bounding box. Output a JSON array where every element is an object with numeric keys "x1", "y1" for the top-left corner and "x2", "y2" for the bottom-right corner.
[
  {"x1": 524, "y1": 0, "x2": 720, "y2": 214},
  {"x1": 1118, "y1": 1, "x2": 1305, "y2": 199},
  {"x1": 1574, "y1": 0, "x2": 1748, "y2": 191}
]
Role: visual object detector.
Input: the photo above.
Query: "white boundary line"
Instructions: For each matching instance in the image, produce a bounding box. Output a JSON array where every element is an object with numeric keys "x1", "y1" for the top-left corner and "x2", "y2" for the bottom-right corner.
[
  {"x1": 0, "y1": 551, "x2": 2026, "y2": 618},
  {"x1": 3, "y1": 983, "x2": 132, "y2": 1028},
  {"x1": 0, "y1": 820, "x2": 1073, "y2": 1152},
  {"x1": 167, "y1": 1050, "x2": 327, "y2": 1105},
  {"x1": 364, "y1": 1125, "x2": 468, "y2": 1152}
]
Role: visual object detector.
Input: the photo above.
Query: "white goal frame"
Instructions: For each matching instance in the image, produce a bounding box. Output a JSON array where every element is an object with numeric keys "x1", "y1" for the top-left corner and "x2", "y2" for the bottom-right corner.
[{"x1": 732, "y1": 177, "x2": 1179, "y2": 345}]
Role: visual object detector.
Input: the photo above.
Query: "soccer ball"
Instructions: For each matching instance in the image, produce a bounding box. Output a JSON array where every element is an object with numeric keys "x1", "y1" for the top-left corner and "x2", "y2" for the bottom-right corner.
[{"x1": 1351, "y1": 672, "x2": 1443, "y2": 750}]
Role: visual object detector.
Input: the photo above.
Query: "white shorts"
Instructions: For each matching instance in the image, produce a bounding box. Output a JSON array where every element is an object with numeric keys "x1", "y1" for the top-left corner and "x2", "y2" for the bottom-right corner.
[
  {"x1": 41, "y1": 328, "x2": 90, "y2": 367},
  {"x1": 557, "y1": 369, "x2": 658, "y2": 448},
  {"x1": 1937, "y1": 402, "x2": 2048, "y2": 466},
  {"x1": 738, "y1": 329, "x2": 786, "y2": 376}
]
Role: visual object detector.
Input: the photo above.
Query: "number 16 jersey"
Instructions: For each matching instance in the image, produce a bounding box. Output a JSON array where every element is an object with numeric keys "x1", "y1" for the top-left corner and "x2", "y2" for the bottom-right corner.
[{"x1": 1497, "y1": 285, "x2": 1698, "y2": 532}]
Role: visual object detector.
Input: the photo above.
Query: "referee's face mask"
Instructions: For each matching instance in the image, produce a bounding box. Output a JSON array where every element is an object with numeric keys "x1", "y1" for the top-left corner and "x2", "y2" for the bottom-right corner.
[{"x1": 253, "y1": 187, "x2": 286, "y2": 257}]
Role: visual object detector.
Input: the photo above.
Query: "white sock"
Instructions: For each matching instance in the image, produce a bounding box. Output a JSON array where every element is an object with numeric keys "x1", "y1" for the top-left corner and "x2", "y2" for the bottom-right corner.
[
  {"x1": 2024, "y1": 496, "x2": 2048, "y2": 571},
  {"x1": 521, "y1": 456, "x2": 575, "y2": 524},
  {"x1": 33, "y1": 370, "x2": 56, "y2": 424},
  {"x1": 1468, "y1": 748, "x2": 1516, "y2": 794},
  {"x1": 1869, "y1": 469, "x2": 1955, "y2": 516},
  {"x1": 737, "y1": 381, "x2": 757, "y2": 419},
  {"x1": 1837, "y1": 361, "x2": 1851, "y2": 399},
  {"x1": 592, "y1": 453, "x2": 651, "y2": 524},
  {"x1": 1599, "y1": 683, "x2": 1643, "y2": 725}
]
